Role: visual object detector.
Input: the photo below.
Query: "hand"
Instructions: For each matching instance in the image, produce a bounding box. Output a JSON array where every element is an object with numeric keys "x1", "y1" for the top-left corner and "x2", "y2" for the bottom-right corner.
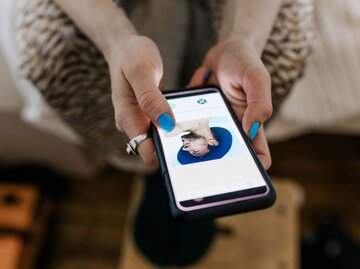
[
  {"x1": 189, "y1": 39, "x2": 273, "y2": 169},
  {"x1": 107, "y1": 35, "x2": 175, "y2": 166},
  {"x1": 207, "y1": 138, "x2": 219, "y2": 146}
]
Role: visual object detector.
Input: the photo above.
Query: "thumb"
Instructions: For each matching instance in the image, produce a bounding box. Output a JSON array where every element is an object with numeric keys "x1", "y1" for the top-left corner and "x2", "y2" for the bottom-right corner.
[
  {"x1": 241, "y1": 63, "x2": 273, "y2": 140},
  {"x1": 128, "y1": 68, "x2": 175, "y2": 133}
]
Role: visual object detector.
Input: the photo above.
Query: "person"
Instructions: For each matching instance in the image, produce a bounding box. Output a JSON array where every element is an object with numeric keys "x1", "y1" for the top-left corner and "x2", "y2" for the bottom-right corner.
[
  {"x1": 181, "y1": 133, "x2": 215, "y2": 157},
  {"x1": 15, "y1": 0, "x2": 313, "y2": 266},
  {"x1": 163, "y1": 118, "x2": 233, "y2": 164},
  {"x1": 16, "y1": 0, "x2": 286, "y2": 170},
  {"x1": 165, "y1": 118, "x2": 219, "y2": 157},
  {"x1": 177, "y1": 126, "x2": 233, "y2": 164}
]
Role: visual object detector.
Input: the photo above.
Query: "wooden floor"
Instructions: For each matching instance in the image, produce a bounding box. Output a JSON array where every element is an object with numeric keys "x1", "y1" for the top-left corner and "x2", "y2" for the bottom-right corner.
[
  {"x1": 2, "y1": 133, "x2": 358, "y2": 268},
  {"x1": 38, "y1": 169, "x2": 134, "y2": 269},
  {"x1": 120, "y1": 178, "x2": 303, "y2": 269},
  {"x1": 269, "y1": 133, "x2": 360, "y2": 240}
]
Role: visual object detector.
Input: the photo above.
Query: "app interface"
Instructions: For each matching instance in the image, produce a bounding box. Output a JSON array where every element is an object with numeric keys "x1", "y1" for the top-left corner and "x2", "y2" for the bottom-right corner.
[{"x1": 158, "y1": 89, "x2": 266, "y2": 203}]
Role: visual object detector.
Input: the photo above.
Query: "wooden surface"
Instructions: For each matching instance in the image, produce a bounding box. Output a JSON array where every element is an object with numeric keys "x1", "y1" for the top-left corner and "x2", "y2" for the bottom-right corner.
[
  {"x1": 10, "y1": 133, "x2": 355, "y2": 269},
  {"x1": 38, "y1": 172, "x2": 133, "y2": 269},
  {"x1": 269, "y1": 134, "x2": 360, "y2": 240},
  {"x1": 20, "y1": 199, "x2": 53, "y2": 269},
  {"x1": 0, "y1": 184, "x2": 38, "y2": 232},
  {"x1": 0, "y1": 236, "x2": 23, "y2": 269},
  {"x1": 0, "y1": 183, "x2": 47, "y2": 269},
  {"x1": 120, "y1": 178, "x2": 303, "y2": 269}
]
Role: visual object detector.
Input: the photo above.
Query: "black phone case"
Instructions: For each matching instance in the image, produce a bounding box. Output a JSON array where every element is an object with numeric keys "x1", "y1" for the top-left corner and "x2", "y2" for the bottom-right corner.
[{"x1": 151, "y1": 85, "x2": 276, "y2": 221}]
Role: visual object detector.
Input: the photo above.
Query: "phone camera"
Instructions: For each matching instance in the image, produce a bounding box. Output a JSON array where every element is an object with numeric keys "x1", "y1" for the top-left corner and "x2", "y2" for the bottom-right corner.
[{"x1": 197, "y1": 98, "x2": 207, "y2": 104}]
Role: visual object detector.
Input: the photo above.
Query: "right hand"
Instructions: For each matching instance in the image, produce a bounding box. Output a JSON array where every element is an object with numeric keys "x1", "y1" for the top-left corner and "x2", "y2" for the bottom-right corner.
[
  {"x1": 106, "y1": 35, "x2": 175, "y2": 166},
  {"x1": 188, "y1": 39, "x2": 273, "y2": 169}
]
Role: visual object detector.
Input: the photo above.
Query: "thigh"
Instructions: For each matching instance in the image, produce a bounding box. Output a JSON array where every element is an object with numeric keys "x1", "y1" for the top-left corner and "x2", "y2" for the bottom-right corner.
[{"x1": 15, "y1": 0, "x2": 143, "y2": 170}]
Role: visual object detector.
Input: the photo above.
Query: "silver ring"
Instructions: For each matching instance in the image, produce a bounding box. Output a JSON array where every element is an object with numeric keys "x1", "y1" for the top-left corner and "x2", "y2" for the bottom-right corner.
[{"x1": 126, "y1": 133, "x2": 150, "y2": 155}]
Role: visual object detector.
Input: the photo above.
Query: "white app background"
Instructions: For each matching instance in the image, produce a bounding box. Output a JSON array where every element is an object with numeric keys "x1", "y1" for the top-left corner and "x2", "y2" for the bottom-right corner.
[{"x1": 158, "y1": 91, "x2": 266, "y2": 202}]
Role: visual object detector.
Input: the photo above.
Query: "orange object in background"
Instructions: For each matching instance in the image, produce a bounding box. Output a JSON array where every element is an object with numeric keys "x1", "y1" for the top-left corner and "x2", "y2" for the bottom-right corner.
[
  {"x1": 0, "y1": 184, "x2": 41, "y2": 269},
  {"x1": 0, "y1": 184, "x2": 38, "y2": 232}
]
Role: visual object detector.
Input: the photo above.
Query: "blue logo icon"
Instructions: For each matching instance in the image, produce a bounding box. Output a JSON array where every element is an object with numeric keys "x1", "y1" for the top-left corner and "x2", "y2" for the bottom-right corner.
[{"x1": 197, "y1": 98, "x2": 207, "y2": 104}]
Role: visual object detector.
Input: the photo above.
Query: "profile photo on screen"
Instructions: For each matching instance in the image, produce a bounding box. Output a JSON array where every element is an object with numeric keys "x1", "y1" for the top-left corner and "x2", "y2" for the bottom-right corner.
[{"x1": 163, "y1": 117, "x2": 236, "y2": 165}]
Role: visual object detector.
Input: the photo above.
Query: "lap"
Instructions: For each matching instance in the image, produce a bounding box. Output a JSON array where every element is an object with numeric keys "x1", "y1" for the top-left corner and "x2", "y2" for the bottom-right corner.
[{"x1": 14, "y1": 0, "x2": 314, "y2": 168}]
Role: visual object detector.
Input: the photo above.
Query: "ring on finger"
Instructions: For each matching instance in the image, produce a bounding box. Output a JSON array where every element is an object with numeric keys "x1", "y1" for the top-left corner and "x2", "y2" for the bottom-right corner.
[{"x1": 126, "y1": 133, "x2": 151, "y2": 156}]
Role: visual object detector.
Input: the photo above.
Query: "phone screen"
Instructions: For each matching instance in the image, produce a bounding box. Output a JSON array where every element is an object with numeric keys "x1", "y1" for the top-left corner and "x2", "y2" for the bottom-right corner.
[{"x1": 157, "y1": 87, "x2": 268, "y2": 210}]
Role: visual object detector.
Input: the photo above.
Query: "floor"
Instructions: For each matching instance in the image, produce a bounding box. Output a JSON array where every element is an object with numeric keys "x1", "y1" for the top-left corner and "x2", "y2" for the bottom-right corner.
[
  {"x1": 269, "y1": 133, "x2": 360, "y2": 240},
  {"x1": 2, "y1": 133, "x2": 358, "y2": 269},
  {"x1": 0, "y1": 164, "x2": 134, "y2": 269},
  {"x1": 37, "y1": 169, "x2": 134, "y2": 269}
]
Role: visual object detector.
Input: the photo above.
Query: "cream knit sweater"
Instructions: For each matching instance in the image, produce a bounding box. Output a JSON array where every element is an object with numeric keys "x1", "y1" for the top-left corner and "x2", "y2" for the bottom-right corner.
[{"x1": 267, "y1": 0, "x2": 360, "y2": 140}]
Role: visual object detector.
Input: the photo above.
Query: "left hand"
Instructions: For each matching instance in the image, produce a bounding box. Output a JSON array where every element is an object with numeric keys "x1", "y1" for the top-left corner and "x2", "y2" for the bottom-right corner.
[{"x1": 189, "y1": 39, "x2": 273, "y2": 169}]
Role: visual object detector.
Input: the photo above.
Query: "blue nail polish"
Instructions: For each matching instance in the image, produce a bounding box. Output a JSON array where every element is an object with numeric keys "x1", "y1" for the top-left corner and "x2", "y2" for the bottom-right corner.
[
  {"x1": 249, "y1": 121, "x2": 260, "y2": 140},
  {"x1": 157, "y1": 113, "x2": 175, "y2": 132},
  {"x1": 203, "y1": 69, "x2": 212, "y2": 83}
]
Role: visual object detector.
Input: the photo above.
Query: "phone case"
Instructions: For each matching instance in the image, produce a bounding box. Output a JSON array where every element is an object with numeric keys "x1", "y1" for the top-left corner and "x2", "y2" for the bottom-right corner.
[{"x1": 151, "y1": 85, "x2": 276, "y2": 221}]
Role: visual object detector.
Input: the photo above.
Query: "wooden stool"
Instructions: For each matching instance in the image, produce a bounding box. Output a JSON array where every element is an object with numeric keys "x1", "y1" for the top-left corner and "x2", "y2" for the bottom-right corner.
[
  {"x1": 0, "y1": 184, "x2": 38, "y2": 232},
  {"x1": 119, "y1": 177, "x2": 304, "y2": 269},
  {"x1": 0, "y1": 236, "x2": 23, "y2": 269},
  {"x1": 0, "y1": 183, "x2": 44, "y2": 269}
]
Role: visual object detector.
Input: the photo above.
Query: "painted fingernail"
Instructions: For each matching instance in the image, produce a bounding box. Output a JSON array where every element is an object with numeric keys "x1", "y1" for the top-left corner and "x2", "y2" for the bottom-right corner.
[
  {"x1": 203, "y1": 69, "x2": 212, "y2": 83},
  {"x1": 157, "y1": 113, "x2": 175, "y2": 132},
  {"x1": 249, "y1": 121, "x2": 260, "y2": 140}
]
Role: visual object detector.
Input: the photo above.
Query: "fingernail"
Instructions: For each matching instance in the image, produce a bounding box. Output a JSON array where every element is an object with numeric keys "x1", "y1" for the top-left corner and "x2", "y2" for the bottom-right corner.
[
  {"x1": 249, "y1": 121, "x2": 260, "y2": 140},
  {"x1": 157, "y1": 113, "x2": 175, "y2": 132},
  {"x1": 203, "y1": 69, "x2": 212, "y2": 83}
]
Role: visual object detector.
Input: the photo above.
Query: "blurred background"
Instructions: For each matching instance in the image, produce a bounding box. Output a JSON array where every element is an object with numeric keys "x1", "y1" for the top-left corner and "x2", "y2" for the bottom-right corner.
[{"x1": 0, "y1": 0, "x2": 359, "y2": 269}]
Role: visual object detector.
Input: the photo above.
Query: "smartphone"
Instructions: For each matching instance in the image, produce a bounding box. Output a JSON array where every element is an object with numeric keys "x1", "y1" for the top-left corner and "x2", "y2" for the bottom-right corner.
[{"x1": 151, "y1": 85, "x2": 276, "y2": 221}]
